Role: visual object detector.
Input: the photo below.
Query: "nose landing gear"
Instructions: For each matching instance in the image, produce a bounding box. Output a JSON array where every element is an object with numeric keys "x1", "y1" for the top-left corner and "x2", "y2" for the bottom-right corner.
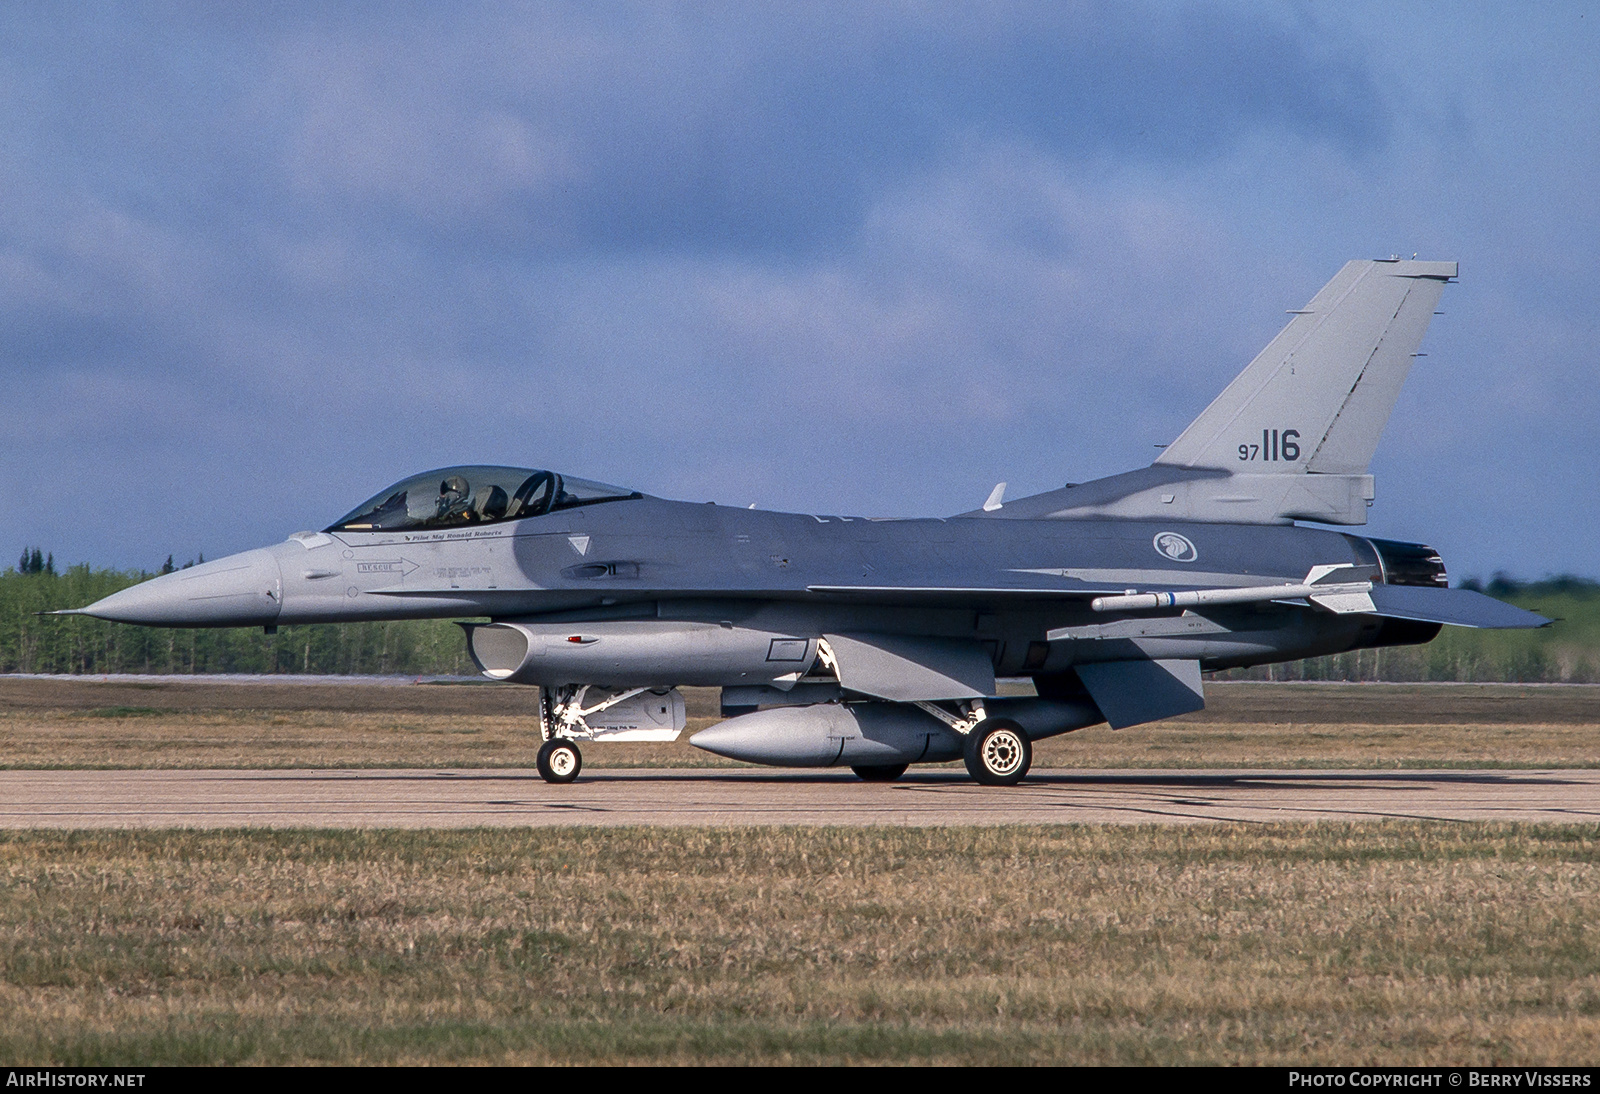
[{"x1": 536, "y1": 738, "x2": 582, "y2": 784}]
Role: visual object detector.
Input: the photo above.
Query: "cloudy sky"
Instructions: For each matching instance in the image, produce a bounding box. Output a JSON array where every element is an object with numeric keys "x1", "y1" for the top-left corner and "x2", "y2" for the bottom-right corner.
[{"x1": 2, "y1": 2, "x2": 1595, "y2": 580}]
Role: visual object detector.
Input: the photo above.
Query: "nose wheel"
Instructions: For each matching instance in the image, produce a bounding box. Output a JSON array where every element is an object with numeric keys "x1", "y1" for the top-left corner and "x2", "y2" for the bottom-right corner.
[{"x1": 537, "y1": 738, "x2": 583, "y2": 784}]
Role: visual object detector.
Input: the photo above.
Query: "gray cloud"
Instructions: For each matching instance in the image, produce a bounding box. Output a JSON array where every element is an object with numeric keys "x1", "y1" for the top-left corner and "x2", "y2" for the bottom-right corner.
[
  {"x1": 0, "y1": 3, "x2": 1590, "y2": 579},
  {"x1": 5, "y1": 4, "x2": 1391, "y2": 249},
  {"x1": 262, "y1": 3, "x2": 1388, "y2": 253}
]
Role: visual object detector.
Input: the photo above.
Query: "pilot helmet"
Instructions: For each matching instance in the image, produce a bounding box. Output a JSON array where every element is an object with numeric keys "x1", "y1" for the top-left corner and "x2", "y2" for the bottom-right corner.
[{"x1": 437, "y1": 475, "x2": 470, "y2": 516}]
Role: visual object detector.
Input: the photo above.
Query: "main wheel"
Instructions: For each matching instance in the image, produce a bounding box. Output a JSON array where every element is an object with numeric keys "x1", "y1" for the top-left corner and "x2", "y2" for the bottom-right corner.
[
  {"x1": 851, "y1": 763, "x2": 909, "y2": 782},
  {"x1": 963, "y1": 719, "x2": 1031, "y2": 786},
  {"x1": 536, "y1": 738, "x2": 582, "y2": 784}
]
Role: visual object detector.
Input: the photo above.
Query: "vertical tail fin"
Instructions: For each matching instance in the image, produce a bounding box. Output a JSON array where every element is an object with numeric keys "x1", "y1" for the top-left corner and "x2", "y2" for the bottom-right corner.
[
  {"x1": 985, "y1": 259, "x2": 1456, "y2": 525},
  {"x1": 1155, "y1": 258, "x2": 1455, "y2": 474}
]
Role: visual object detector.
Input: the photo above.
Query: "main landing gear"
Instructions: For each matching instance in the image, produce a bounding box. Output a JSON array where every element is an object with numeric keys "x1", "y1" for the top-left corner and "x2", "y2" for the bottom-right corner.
[
  {"x1": 912, "y1": 701, "x2": 1034, "y2": 787},
  {"x1": 962, "y1": 718, "x2": 1032, "y2": 786},
  {"x1": 850, "y1": 718, "x2": 1033, "y2": 786},
  {"x1": 536, "y1": 738, "x2": 582, "y2": 784}
]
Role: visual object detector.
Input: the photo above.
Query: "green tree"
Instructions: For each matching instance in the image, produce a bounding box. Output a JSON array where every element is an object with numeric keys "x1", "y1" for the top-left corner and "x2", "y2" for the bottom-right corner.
[{"x1": 0, "y1": 564, "x2": 479, "y2": 675}]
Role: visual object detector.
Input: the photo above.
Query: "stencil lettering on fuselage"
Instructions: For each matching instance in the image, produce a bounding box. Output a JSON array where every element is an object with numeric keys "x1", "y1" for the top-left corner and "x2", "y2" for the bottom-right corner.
[{"x1": 355, "y1": 559, "x2": 419, "y2": 577}]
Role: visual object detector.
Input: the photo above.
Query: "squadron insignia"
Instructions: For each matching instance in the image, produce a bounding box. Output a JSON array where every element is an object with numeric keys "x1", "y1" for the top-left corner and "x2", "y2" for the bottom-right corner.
[{"x1": 1153, "y1": 532, "x2": 1198, "y2": 563}]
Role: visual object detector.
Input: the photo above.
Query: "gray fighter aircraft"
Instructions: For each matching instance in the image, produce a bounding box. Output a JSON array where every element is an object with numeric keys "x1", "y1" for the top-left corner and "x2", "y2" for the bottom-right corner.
[{"x1": 69, "y1": 258, "x2": 1547, "y2": 785}]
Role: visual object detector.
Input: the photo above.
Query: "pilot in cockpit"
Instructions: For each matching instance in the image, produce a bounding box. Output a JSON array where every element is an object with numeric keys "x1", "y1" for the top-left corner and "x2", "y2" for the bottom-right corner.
[{"x1": 435, "y1": 475, "x2": 472, "y2": 522}]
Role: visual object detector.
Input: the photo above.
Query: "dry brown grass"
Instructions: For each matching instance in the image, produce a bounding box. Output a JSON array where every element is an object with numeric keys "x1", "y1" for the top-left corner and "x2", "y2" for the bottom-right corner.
[
  {"x1": 3, "y1": 824, "x2": 1600, "y2": 1065},
  {"x1": 1030, "y1": 718, "x2": 1600, "y2": 770},
  {"x1": 0, "y1": 708, "x2": 581, "y2": 770},
  {"x1": 0, "y1": 679, "x2": 736, "y2": 770}
]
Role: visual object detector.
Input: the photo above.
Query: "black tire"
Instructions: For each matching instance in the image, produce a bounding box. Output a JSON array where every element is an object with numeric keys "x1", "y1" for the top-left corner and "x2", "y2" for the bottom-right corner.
[
  {"x1": 536, "y1": 738, "x2": 582, "y2": 784},
  {"x1": 851, "y1": 763, "x2": 909, "y2": 782},
  {"x1": 962, "y1": 719, "x2": 1031, "y2": 786}
]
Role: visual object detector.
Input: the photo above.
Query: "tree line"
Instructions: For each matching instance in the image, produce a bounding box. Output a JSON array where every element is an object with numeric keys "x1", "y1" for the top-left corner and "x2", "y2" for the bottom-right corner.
[
  {"x1": 1216, "y1": 575, "x2": 1600, "y2": 683},
  {"x1": 0, "y1": 562, "x2": 476, "y2": 675},
  {"x1": 1, "y1": 556, "x2": 1595, "y2": 681}
]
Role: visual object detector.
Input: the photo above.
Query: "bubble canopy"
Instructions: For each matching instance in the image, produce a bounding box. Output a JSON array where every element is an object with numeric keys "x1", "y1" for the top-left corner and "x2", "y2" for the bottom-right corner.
[{"x1": 326, "y1": 466, "x2": 642, "y2": 533}]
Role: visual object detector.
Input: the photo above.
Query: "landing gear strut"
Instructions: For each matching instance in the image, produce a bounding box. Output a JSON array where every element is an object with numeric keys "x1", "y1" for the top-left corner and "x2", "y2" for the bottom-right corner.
[{"x1": 536, "y1": 738, "x2": 582, "y2": 784}]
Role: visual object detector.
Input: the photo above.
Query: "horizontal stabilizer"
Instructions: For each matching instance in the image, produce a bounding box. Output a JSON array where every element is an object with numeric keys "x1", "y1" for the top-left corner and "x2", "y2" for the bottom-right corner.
[
  {"x1": 823, "y1": 632, "x2": 996, "y2": 701},
  {"x1": 1075, "y1": 659, "x2": 1205, "y2": 729},
  {"x1": 1366, "y1": 585, "x2": 1550, "y2": 629}
]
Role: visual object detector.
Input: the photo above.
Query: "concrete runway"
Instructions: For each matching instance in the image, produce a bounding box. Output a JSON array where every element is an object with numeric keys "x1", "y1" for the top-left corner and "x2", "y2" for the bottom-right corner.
[{"x1": 2, "y1": 767, "x2": 1599, "y2": 827}]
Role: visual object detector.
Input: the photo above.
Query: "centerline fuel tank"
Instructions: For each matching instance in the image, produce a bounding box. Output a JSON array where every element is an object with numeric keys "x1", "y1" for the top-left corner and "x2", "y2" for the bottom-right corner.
[{"x1": 690, "y1": 697, "x2": 1103, "y2": 767}]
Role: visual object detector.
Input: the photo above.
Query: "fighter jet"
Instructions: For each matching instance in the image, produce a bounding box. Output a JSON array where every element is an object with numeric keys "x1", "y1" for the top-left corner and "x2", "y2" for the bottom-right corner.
[{"x1": 68, "y1": 259, "x2": 1547, "y2": 785}]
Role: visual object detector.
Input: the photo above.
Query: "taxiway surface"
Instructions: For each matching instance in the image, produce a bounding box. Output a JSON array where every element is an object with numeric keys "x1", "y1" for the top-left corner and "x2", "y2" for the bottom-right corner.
[{"x1": 2, "y1": 767, "x2": 1597, "y2": 827}]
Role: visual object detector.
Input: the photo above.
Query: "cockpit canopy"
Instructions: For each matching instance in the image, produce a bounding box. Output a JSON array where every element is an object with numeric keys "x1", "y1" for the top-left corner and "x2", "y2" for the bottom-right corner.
[{"x1": 326, "y1": 465, "x2": 641, "y2": 533}]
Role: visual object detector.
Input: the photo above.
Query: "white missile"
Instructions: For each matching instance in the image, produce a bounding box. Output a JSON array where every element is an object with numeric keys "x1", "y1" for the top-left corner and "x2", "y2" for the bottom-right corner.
[{"x1": 1090, "y1": 580, "x2": 1374, "y2": 615}]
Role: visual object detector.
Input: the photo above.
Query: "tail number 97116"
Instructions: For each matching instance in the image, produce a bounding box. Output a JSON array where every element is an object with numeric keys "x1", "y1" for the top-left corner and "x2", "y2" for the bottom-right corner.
[{"x1": 1240, "y1": 429, "x2": 1300, "y2": 463}]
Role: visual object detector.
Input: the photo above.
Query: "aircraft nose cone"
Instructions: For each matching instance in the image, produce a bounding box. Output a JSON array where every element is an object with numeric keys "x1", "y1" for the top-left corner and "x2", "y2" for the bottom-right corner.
[{"x1": 79, "y1": 549, "x2": 284, "y2": 627}]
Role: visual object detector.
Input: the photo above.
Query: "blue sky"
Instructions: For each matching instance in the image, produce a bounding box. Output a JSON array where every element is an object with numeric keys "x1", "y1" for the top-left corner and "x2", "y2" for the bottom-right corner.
[{"x1": 2, "y1": 2, "x2": 1595, "y2": 580}]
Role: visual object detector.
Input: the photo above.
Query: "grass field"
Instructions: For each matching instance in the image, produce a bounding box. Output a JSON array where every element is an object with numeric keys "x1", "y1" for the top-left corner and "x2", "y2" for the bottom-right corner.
[
  {"x1": 3, "y1": 824, "x2": 1599, "y2": 1065},
  {"x1": 5, "y1": 680, "x2": 1598, "y2": 1065},
  {"x1": 2, "y1": 679, "x2": 1596, "y2": 770}
]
